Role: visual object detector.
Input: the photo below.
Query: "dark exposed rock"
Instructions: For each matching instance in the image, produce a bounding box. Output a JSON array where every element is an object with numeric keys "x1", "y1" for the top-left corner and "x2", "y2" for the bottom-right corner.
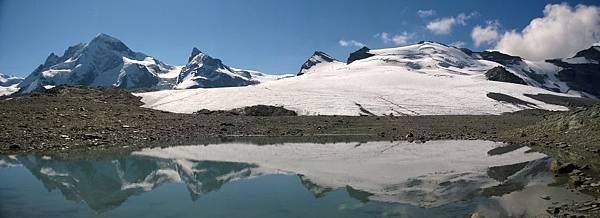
[
  {"x1": 485, "y1": 66, "x2": 527, "y2": 85},
  {"x1": 347, "y1": 47, "x2": 375, "y2": 64},
  {"x1": 417, "y1": 41, "x2": 449, "y2": 46},
  {"x1": 555, "y1": 65, "x2": 600, "y2": 98},
  {"x1": 195, "y1": 105, "x2": 297, "y2": 116},
  {"x1": 523, "y1": 93, "x2": 600, "y2": 108},
  {"x1": 458, "y1": 48, "x2": 474, "y2": 56},
  {"x1": 573, "y1": 46, "x2": 600, "y2": 61},
  {"x1": 487, "y1": 92, "x2": 536, "y2": 107},
  {"x1": 487, "y1": 144, "x2": 525, "y2": 156},
  {"x1": 232, "y1": 105, "x2": 298, "y2": 116},
  {"x1": 478, "y1": 51, "x2": 523, "y2": 66},
  {"x1": 354, "y1": 102, "x2": 376, "y2": 116},
  {"x1": 189, "y1": 47, "x2": 202, "y2": 62},
  {"x1": 545, "y1": 46, "x2": 600, "y2": 98}
]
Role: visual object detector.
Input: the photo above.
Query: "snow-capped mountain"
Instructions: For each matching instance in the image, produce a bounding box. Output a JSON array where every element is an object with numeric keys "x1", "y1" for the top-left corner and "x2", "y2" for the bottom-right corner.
[
  {"x1": 17, "y1": 33, "x2": 178, "y2": 94},
  {"x1": 297, "y1": 51, "x2": 339, "y2": 76},
  {"x1": 138, "y1": 42, "x2": 584, "y2": 116},
  {"x1": 0, "y1": 73, "x2": 23, "y2": 96},
  {"x1": 175, "y1": 48, "x2": 281, "y2": 89}
]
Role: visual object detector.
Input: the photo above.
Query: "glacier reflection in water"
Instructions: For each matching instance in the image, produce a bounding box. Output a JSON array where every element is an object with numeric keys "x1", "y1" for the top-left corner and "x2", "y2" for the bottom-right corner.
[{"x1": 0, "y1": 140, "x2": 592, "y2": 218}]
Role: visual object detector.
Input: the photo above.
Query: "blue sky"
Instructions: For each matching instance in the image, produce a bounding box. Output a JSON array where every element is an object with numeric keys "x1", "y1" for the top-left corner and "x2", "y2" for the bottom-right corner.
[{"x1": 0, "y1": 0, "x2": 598, "y2": 76}]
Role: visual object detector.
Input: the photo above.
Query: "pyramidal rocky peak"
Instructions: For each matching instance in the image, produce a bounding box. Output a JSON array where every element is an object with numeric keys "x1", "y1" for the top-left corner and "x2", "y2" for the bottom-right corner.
[
  {"x1": 174, "y1": 47, "x2": 262, "y2": 89},
  {"x1": 297, "y1": 51, "x2": 339, "y2": 76},
  {"x1": 16, "y1": 33, "x2": 176, "y2": 94}
]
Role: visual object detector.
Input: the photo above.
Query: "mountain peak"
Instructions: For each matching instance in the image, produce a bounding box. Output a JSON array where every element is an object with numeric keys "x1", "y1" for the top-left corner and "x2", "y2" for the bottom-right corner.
[
  {"x1": 312, "y1": 51, "x2": 336, "y2": 61},
  {"x1": 44, "y1": 53, "x2": 60, "y2": 66},
  {"x1": 298, "y1": 51, "x2": 338, "y2": 75},
  {"x1": 91, "y1": 33, "x2": 122, "y2": 43},
  {"x1": 189, "y1": 47, "x2": 203, "y2": 62},
  {"x1": 176, "y1": 49, "x2": 259, "y2": 89},
  {"x1": 417, "y1": 41, "x2": 448, "y2": 46},
  {"x1": 16, "y1": 33, "x2": 173, "y2": 93},
  {"x1": 88, "y1": 33, "x2": 131, "y2": 53}
]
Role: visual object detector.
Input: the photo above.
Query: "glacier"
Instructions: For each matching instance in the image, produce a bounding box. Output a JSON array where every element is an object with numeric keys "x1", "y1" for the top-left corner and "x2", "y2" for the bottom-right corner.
[{"x1": 136, "y1": 42, "x2": 576, "y2": 116}]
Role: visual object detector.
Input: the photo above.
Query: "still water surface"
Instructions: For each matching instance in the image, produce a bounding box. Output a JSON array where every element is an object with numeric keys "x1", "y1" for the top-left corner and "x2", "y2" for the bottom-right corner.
[{"x1": 0, "y1": 140, "x2": 592, "y2": 217}]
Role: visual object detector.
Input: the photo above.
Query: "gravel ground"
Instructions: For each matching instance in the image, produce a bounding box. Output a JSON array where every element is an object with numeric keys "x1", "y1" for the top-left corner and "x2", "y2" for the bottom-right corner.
[{"x1": 0, "y1": 86, "x2": 544, "y2": 154}]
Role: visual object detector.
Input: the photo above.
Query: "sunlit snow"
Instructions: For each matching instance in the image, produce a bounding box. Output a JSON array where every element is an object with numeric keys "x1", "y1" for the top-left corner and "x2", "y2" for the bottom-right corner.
[{"x1": 137, "y1": 42, "x2": 572, "y2": 115}]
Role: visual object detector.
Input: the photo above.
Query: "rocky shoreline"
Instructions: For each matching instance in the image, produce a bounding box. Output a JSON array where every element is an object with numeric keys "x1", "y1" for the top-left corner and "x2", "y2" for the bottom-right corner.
[
  {"x1": 1, "y1": 86, "x2": 600, "y2": 217},
  {"x1": 1, "y1": 86, "x2": 549, "y2": 154}
]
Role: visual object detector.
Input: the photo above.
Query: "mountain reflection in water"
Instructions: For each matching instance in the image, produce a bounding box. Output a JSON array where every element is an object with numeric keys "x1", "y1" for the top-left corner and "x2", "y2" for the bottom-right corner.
[{"x1": 0, "y1": 140, "x2": 593, "y2": 218}]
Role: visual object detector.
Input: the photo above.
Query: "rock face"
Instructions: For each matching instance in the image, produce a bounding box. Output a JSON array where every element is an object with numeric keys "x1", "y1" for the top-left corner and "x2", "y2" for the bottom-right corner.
[
  {"x1": 17, "y1": 33, "x2": 175, "y2": 94},
  {"x1": 547, "y1": 46, "x2": 600, "y2": 98},
  {"x1": 347, "y1": 47, "x2": 375, "y2": 64},
  {"x1": 573, "y1": 46, "x2": 600, "y2": 61},
  {"x1": 175, "y1": 48, "x2": 261, "y2": 89},
  {"x1": 194, "y1": 105, "x2": 297, "y2": 116},
  {"x1": 453, "y1": 45, "x2": 600, "y2": 98},
  {"x1": 485, "y1": 66, "x2": 527, "y2": 85},
  {"x1": 297, "y1": 51, "x2": 337, "y2": 76},
  {"x1": 477, "y1": 51, "x2": 523, "y2": 66},
  {"x1": 232, "y1": 105, "x2": 298, "y2": 116}
]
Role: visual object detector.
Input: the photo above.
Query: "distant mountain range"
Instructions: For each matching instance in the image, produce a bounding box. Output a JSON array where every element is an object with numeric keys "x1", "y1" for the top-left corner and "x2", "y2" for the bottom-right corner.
[
  {"x1": 0, "y1": 73, "x2": 23, "y2": 96},
  {"x1": 2, "y1": 33, "x2": 279, "y2": 96},
  {"x1": 138, "y1": 41, "x2": 599, "y2": 115},
  {"x1": 2, "y1": 33, "x2": 599, "y2": 115}
]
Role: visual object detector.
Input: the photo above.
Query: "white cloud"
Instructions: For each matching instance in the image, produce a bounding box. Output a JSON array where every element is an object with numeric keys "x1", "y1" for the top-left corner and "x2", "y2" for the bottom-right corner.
[
  {"x1": 495, "y1": 3, "x2": 600, "y2": 60},
  {"x1": 378, "y1": 32, "x2": 414, "y2": 45},
  {"x1": 426, "y1": 18, "x2": 456, "y2": 35},
  {"x1": 377, "y1": 32, "x2": 391, "y2": 42},
  {"x1": 426, "y1": 12, "x2": 477, "y2": 35},
  {"x1": 339, "y1": 39, "x2": 365, "y2": 47},
  {"x1": 471, "y1": 20, "x2": 501, "y2": 47},
  {"x1": 449, "y1": 41, "x2": 466, "y2": 48},
  {"x1": 417, "y1": 9, "x2": 436, "y2": 18}
]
